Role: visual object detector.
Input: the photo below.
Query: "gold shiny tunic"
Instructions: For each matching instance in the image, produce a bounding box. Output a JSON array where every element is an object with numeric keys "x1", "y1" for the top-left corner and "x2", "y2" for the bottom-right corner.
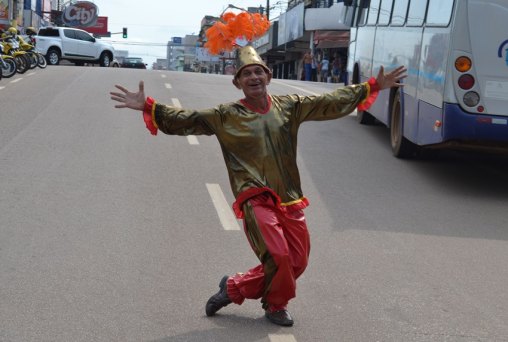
[{"x1": 153, "y1": 84, "x2": 370, "y2": 204}]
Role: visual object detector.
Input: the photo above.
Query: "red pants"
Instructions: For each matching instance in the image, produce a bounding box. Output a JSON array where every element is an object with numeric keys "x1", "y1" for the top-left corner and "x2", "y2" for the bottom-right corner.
[{"x1": 226, "y1": 192, "x2": 311, "y2": 310}]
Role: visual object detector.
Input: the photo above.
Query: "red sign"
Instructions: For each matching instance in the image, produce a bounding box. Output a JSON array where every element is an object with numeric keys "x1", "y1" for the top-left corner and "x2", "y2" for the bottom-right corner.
[{"x1": 79, "y1": 16, "x2": 108, "y2": 35}]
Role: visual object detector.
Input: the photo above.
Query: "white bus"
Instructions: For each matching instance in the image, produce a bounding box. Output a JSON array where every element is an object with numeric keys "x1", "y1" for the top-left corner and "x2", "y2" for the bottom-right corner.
[{"x1": 345, "y1": 0, "x2": 508, "y2": 158}]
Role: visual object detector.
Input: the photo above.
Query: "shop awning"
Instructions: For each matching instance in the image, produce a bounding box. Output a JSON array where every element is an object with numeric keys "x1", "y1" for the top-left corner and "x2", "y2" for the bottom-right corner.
[{"x1": 313, "y1": 30, "x2": 350, "y2": 49}]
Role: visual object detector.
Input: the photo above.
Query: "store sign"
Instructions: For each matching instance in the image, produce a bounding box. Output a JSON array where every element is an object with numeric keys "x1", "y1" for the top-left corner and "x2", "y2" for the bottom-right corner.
[
  {"x1": 61, "y1": 1, "x2": 98, "y2": 27},
  {"x1": 78, "y1": 16, "x2": 108, "y2": 35},
  {"x1": 0, "y1": 0, "x2": 9, "y2": 20}
]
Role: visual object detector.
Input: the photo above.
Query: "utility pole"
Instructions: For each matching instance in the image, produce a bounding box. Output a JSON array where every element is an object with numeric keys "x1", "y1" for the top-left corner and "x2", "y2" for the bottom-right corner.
[{"x1": 266, "y1": 0, "x2": 270, "y2": 19}]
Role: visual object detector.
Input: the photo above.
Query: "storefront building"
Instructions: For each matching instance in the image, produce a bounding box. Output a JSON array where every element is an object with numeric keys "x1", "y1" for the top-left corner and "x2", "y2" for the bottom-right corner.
[
  {"x1": 0, "y1": 0, "x2": 52, "y2": 32},
  {"x1": 261, "y1": 0, "x2": 351, "y2": 83}
]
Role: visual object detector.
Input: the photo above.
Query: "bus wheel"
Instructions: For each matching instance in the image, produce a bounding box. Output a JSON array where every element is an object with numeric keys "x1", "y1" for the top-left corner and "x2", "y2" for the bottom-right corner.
[{"x1": 390, "y1": 91, "x2": 418, "y2": 158}]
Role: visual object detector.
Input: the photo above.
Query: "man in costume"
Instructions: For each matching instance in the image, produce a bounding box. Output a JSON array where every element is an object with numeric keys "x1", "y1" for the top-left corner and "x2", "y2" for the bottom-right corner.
[{"x1": 110, "y1": 45, "x2": 406, "y2": 326}]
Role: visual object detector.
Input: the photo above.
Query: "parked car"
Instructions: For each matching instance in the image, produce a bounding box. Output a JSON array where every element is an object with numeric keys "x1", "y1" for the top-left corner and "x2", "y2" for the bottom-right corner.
[
  {"x1": 35, "y1": 27, "x2": 115, "y2": 67},
  {"x1": 121, "y1": 57, "x2": 147, "y2": 69}
]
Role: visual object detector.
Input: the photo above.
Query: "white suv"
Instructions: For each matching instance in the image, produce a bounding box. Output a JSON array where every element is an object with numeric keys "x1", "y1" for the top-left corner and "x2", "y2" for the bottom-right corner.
[{"x1": 35, "y1": 27, "x2": 115, "y2": 67}]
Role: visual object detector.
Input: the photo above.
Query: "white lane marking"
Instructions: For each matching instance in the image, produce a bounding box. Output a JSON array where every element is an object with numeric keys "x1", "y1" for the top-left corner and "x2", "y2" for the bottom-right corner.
[
  {"x1": 171, "y1": 98, "x2": 181, "y2": 107},
  {"x1": 206, "y1": 183, "x2": 240, "y2": 231},
  {"x1": 165, "y1": 83, "x2": 172, "y2": 89},
  {"x1": 26, "y1": 72, "x2": 36, "y2": 76},
  {"x1": 186, "y1": 135, "x2": 199, "y2": 145},
  {"x1": 0, "y1": 86, "x2": 5, "y2": 90},
  {"x1": 350, "y1": 110, "x2": 357, "y2": 117},
  {"x1": 171, "y1": 98, "x2": 199, "y2": 145},
  {"x1": 269, "y1": 334, "x2": 298, "y2": 342},
  {"x1": 10, "y1": 78, "x2": 22, "y2": 83},
  {"x1": 161, "y1": 74, "x2": 167, "y2": 78}
]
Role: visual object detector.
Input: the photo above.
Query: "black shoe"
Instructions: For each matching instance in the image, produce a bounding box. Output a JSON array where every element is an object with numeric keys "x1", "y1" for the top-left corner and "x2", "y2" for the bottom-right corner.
[
  {"x1": 265, "y1": 309, "x2": 294, "y2": 326},
  {"x1": 205, "y1": 275, "x2": 232, "y2": 316}
]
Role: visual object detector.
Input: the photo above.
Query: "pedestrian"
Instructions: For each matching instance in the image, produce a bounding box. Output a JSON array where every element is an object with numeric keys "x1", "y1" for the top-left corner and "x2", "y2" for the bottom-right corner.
[
  {"x1": 303, "y1": 50, "x2": 313, "y2": 81},
  {"x1": 332, "y1": 55, "x2": 341, "y2": 83},
  {"x1": 320, "y1": 55, "x2": 330, "y2": 82},
  {"x1": 311, "y1": 54, "x2": 318, "y2": 82},
  {"x1": 109, "y1": 45, "x2": 406, "y2": 326}
]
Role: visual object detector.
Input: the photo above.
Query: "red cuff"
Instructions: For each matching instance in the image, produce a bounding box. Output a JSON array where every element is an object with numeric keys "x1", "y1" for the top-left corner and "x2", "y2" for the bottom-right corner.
[
  {"x1": 357, "y1": 77, "x2": 379, "y2": 111},
  {"x1": 143, "y1": 96, "x2": 158, "y2": 135}
]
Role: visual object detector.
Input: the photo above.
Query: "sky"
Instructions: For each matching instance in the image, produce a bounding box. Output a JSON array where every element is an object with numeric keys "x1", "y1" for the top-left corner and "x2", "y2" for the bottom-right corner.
[{"x1": 90, "y1": 0, "x2": 285, "y2": 67}]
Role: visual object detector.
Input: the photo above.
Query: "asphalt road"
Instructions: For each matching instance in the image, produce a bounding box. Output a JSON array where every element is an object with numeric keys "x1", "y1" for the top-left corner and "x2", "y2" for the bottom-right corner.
[{"x1": 1, "y1": 66, "x2": 508, "y2": 342}]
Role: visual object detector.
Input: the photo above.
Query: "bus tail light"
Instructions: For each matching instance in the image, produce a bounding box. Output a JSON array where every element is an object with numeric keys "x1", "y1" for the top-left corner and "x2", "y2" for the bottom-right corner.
[
  {"x1": 458, "y1": 74, "x2": 475, "y2": 90},
  {"x1": 463, "y1": 91, "x2": 480, "y2": 107},
  {"x1": 455, "y1": 56, "x2": 472, "y2": 72}
]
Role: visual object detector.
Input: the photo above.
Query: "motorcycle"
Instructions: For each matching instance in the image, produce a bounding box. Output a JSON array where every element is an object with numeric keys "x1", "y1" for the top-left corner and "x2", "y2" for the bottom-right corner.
[
  {"x1": 0, "y1": 40, "x2": 18, "y2": 78},
  {"x1": 22, "y1": 28, "x2": 47, "y2": 69},
  {"x1": 1, "y1": 35, "x2": 30, "y2": 74}
]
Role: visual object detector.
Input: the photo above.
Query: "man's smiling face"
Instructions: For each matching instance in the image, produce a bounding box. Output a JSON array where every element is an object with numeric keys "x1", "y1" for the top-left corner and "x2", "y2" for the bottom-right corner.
[{"x1": 233, "y1": 65, "x2": 272, "y2": 99}]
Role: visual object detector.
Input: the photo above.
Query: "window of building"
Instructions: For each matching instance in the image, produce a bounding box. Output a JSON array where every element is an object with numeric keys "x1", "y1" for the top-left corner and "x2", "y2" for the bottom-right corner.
[{"x1": 426, "y1": 0, "x2": 454, "y2": 26}]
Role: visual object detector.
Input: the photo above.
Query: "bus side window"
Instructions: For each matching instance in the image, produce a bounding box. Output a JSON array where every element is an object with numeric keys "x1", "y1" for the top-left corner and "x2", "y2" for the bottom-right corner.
[
  {"x1": 407, "y1": 0, "x2": 428, "y2": 26},
  {"x1": 367, "y1": 0, "x2": 381, "y2": 25},
  {"x1": 356, "y1": 0, "x2": 370, "y2": 26},
  {"x1": 391, "y1": 0, "x2": 409, "y2": 26},
  {"x1": 378, "y1": 0, "x2": 394, "y2": 25},
  {"x1": 426, "y1": 0, "x2": 454, "y2": 27}
]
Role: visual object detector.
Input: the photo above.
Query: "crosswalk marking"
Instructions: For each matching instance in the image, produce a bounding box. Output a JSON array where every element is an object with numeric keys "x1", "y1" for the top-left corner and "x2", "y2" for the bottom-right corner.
[
  {"x1": 206, "y1": 183, "x2": 240, "y2": 231},
  {"x1": 165, "y1": 83, "x2": 172, "y2": 89}
]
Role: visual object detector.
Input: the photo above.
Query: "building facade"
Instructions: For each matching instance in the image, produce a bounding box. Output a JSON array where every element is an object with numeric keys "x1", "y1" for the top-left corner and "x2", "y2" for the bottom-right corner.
[
  {"x1": 0, "y1": 0, "x2": 53, "y2": 32},
  {"x1": 190, "y1": 0, "x2": 350, "y2": 81},
  {"x1": 167, "y1": 35, "x2": 199, "y2": 71}
]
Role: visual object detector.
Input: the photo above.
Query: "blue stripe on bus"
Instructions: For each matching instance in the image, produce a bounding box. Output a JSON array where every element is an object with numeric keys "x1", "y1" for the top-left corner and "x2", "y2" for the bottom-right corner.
[{"x1": 374, "y1": 62, "x2": 445, "y2": 84}]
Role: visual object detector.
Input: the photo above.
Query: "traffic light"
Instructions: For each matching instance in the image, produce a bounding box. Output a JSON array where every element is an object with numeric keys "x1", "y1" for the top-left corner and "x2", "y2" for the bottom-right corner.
[{"x1": 122, "y1": 27, "x2": 127, "y2": 38}]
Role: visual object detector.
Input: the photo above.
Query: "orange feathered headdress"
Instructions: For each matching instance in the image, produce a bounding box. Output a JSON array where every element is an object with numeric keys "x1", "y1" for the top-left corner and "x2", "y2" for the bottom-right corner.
[{"x1": 204, "y1": 9, "x2": 270, "y2": 55}]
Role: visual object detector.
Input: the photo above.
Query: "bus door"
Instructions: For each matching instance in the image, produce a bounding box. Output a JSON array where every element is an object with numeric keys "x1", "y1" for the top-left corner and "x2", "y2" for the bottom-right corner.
[
  {"x1": 346, "y1": 0, "x2": 368, "y2": 84},
  {"x1": 356, "y1": 0, "x2": 378, "y2": 83},
  {"x1": 416, "y1": 0, "x2": 454, "y2": 145}
]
